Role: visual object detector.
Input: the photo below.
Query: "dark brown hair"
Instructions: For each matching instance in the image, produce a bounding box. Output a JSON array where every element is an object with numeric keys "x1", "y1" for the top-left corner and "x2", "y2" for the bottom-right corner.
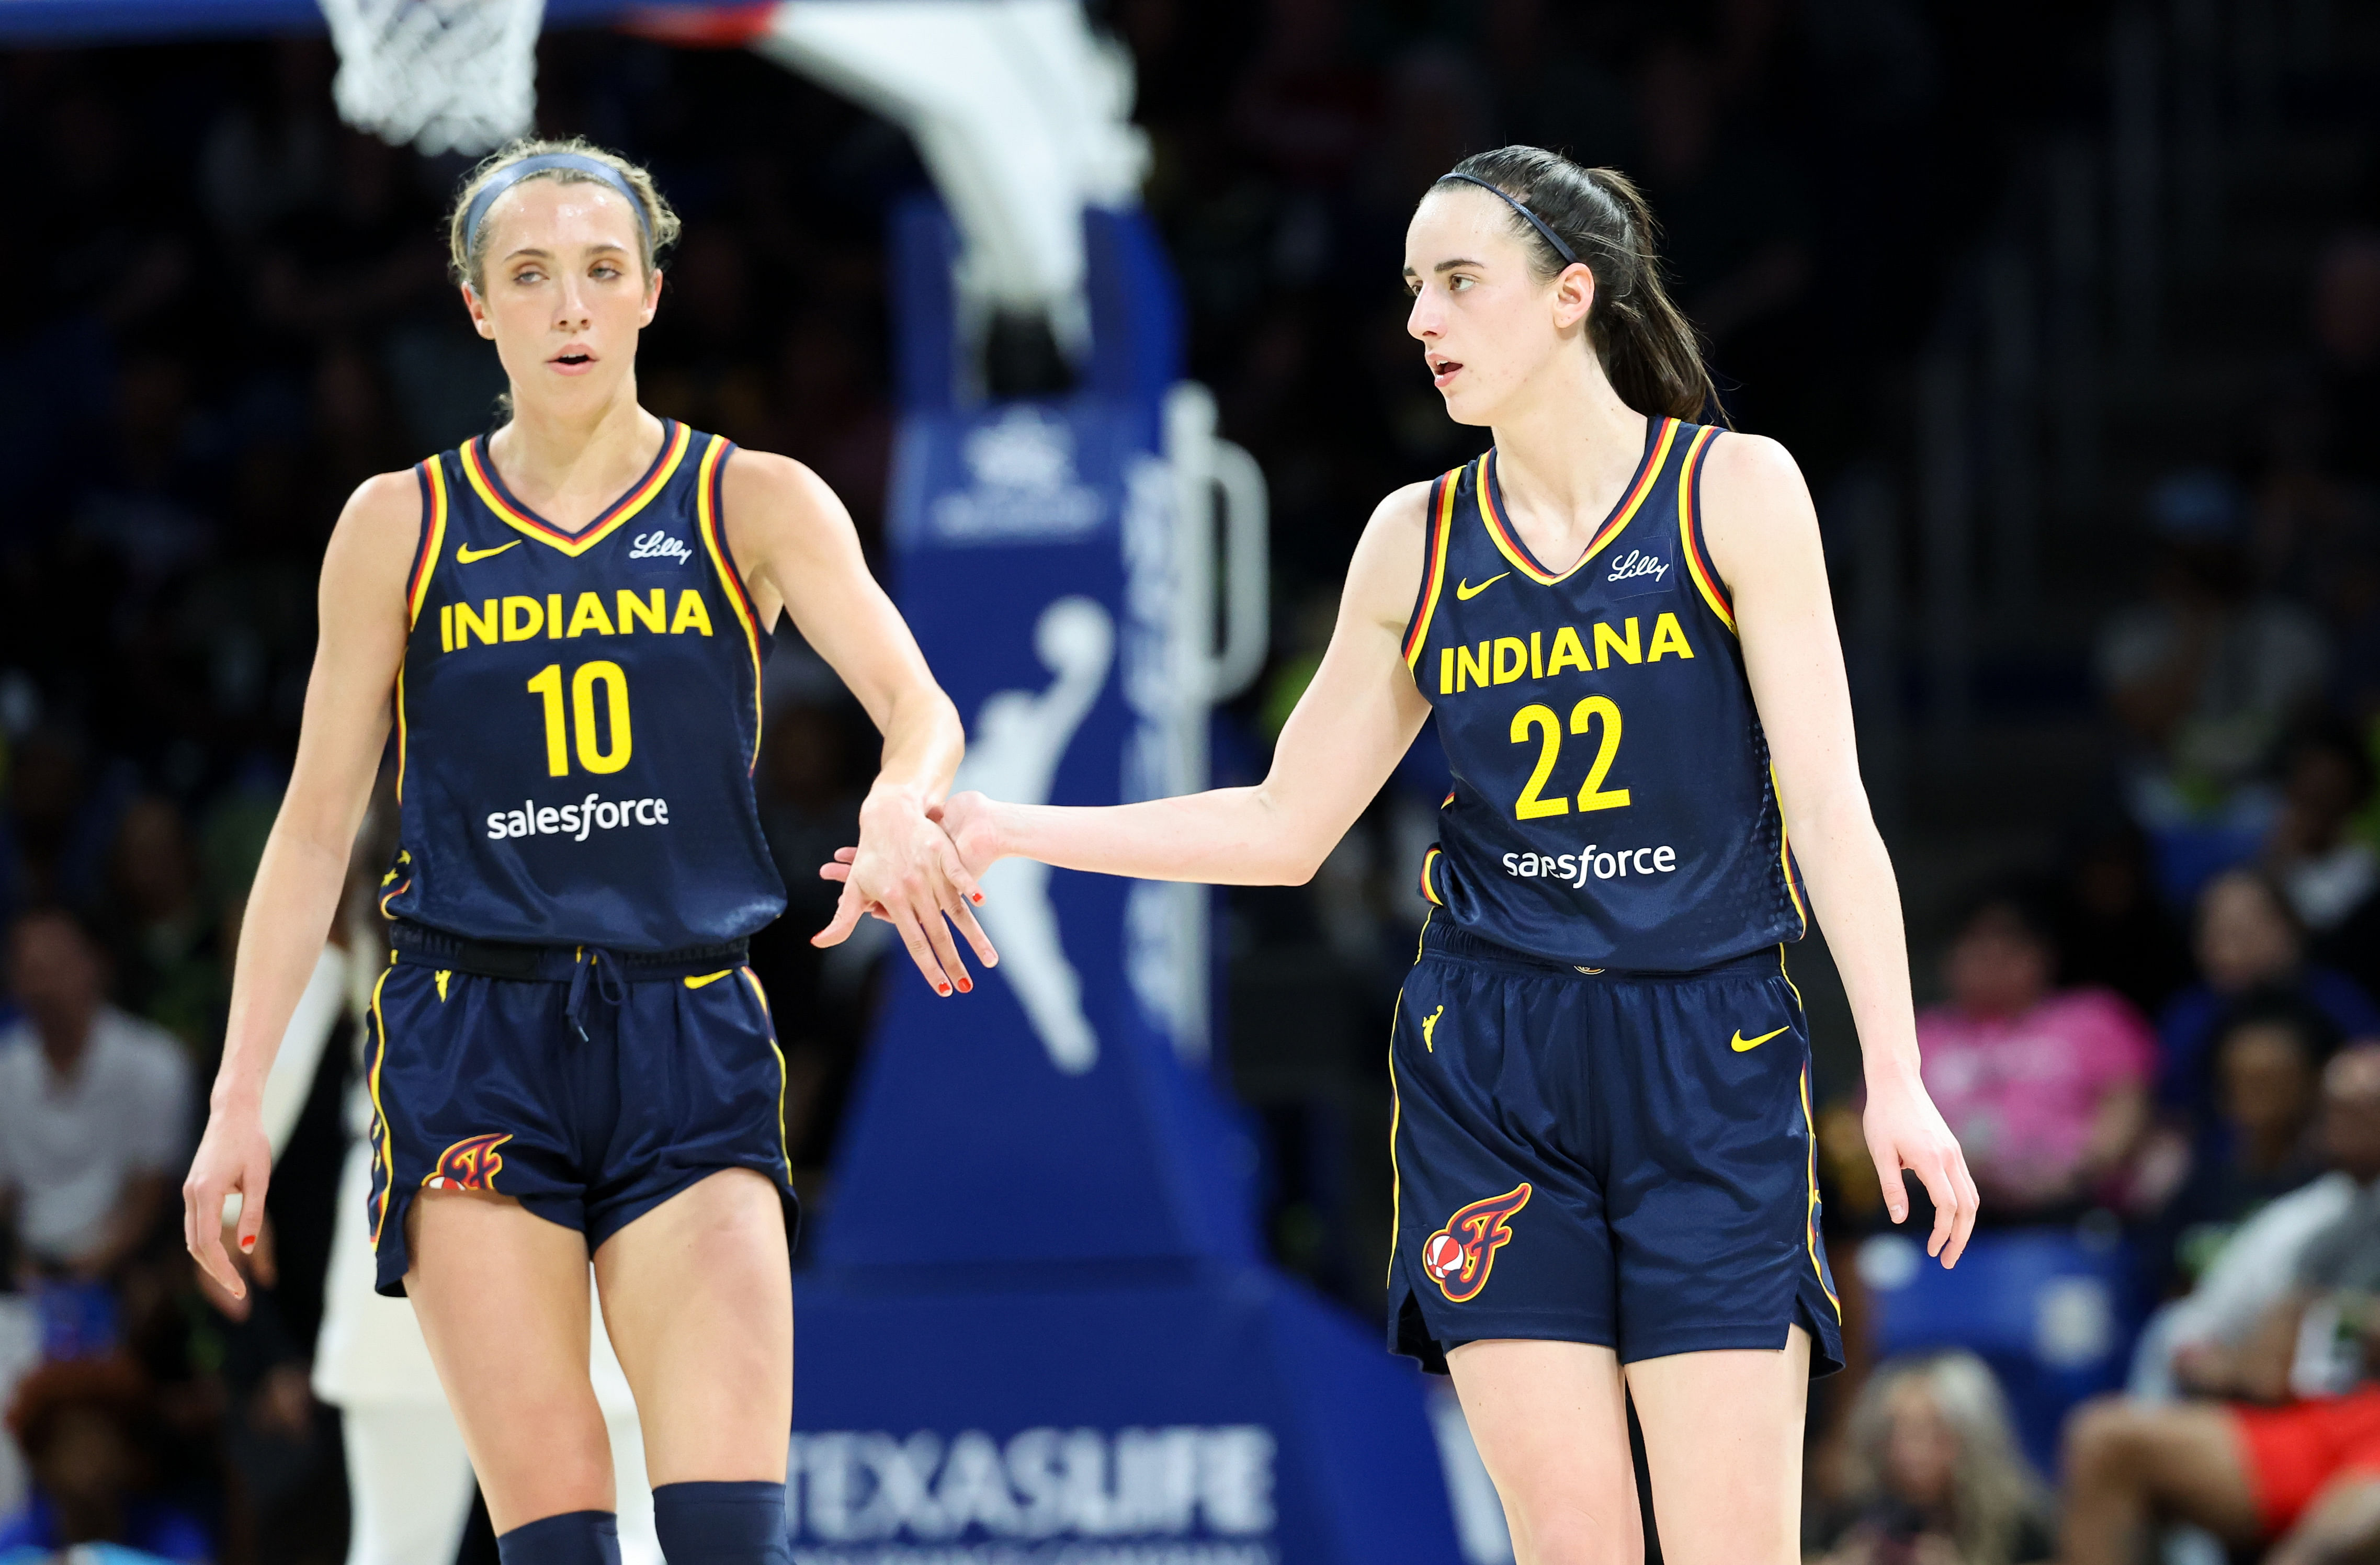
[{"x1": 1432, "y1": 147, "x2": 1716, "y2": 421}]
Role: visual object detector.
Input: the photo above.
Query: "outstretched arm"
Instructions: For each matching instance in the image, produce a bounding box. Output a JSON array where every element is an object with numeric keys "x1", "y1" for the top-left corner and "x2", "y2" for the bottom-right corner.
[
  {"x1": 722, "y1": 451, "x2": 993, "y2": 994},
  {"x1": 184, "y1": 470, "x2": 417, "y2": 1300},
  {"x1": 890, "y1": 481, "x2": 1436, "y2": 889},
  {"x1": 1704, "y1": 433, "x2": 1980, "y2": 1268}
]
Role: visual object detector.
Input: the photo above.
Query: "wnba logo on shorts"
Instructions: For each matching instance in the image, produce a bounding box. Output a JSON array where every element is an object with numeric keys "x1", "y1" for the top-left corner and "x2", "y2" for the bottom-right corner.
[
  {"x1": 1422, "y1": 1182, "x2": 1533, "y2": 1302},
  {"x1": 423, "y1": 1133, "x2": 513, "y2": 1193}
]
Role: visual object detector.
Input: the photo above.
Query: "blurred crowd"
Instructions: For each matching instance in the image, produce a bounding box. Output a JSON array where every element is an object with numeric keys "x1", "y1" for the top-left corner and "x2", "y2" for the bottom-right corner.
[{"x1": 0, "y1": 3, "x2": 2376, "y2": 1565}]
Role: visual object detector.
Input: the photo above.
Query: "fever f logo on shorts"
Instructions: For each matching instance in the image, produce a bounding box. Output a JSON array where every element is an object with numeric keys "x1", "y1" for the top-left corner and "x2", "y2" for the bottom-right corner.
[
  {"x1": 423, "y1": 1133, "x2": 513, "y2": 1193},
  {"x1": 1421, "y1": 1182, "x2": 1533, "y2": 1302}
]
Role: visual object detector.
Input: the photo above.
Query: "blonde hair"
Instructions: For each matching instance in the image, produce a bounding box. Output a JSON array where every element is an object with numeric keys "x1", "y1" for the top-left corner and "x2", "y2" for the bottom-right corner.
[
  {"x1": 1842, "y1": 1351, "x2": 2048, "y2": 1565},
  {"x1": 446, "y1": 136, "x2": 681, "y2": 293}
]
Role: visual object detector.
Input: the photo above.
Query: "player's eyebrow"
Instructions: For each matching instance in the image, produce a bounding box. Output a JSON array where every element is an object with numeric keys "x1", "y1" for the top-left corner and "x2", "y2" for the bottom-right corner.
[{"x1": 1401, "y1": 257, "x2": 1487, "y2": 279}]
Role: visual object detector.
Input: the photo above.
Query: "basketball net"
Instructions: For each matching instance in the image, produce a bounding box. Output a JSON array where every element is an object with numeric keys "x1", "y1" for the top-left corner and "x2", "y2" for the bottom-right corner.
[{"x1": 319, "y1": 0, "x2": 546, "y2": 156}]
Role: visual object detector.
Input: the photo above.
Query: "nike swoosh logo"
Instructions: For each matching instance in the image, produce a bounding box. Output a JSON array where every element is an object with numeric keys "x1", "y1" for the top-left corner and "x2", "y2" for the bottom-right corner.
[
  {"x1": 456, "y1": 540, "x2": 521, "y2": 563},
  {"x1": 1455, "y1": 572, "x2": 1511, "y2": 600},
  {"x1": 683, "y1": 970, "x2": 734, "y2": 990},
  {"x1": 1731, "y1": 1025, "x2": 1790, "y2": 1052}
]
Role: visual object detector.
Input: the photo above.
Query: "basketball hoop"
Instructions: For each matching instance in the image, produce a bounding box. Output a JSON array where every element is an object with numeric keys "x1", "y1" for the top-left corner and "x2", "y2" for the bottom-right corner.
[{"x1": 319, "y1": 0, "x2": 546, "y2": 157}]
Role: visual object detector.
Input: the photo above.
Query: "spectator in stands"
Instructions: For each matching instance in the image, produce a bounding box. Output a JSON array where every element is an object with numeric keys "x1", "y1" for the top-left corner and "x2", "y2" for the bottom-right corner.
[
  {"x1": 0, "y1": 909, "x2": 191, "y2": 1286},
  {"x1": 1914, "y1": 883, "x2": 2156, "y2": 1219},
  {"x1": 0, "y1": 1356, "x2": 208, "y2": 1564},
  {"x1": 2061, "y1": 1044, "x2": 2380, "y2": 1565},
  {"x1": 2129, "y1": 1042, "x2": 2380, "y2": 1404},
  {"x1": 2099, "y1": 470, "x2": 2329, "y2": 829},
  {"x1": 2265, "y1": 722, "x2": 2380, "y2": 934},
  {"x1": 2158, "y1": 868, "x2": 2379, "y2": 1126},
  {"x1": 1808, "y1": 1349, "x2": 2052, "y2": 1565},
  {"x1": 2153, "y1": 995, "x2": 2338, "y2": 1292}
]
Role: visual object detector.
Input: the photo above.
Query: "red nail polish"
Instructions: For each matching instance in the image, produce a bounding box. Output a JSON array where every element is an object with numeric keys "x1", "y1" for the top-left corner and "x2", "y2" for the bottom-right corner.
[
  {"x1": 240, "y1": 1236, "x2": 255, "y2": 1252},
  {"x1": 972, "y1": 892, "x2": 984, "y2": 904},
  {"x1": 958, "y1": 979, "x2": 972, "y2": 993},
  {"x1": 937, "y1": 983, "x2": 950, "y2": 995}
]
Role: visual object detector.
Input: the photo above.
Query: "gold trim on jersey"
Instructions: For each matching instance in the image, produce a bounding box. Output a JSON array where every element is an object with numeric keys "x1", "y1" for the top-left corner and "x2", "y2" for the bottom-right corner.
[
  {"x1": 693, "y1": 436, "x2": 765, "y2": 773},
  {"x1": 740, "y1": 966, "x2": 794, "y2": 1185},
  {"x1": 1401, "y1": 471, "x2": 1459, "y2": 669},
  {"x1": 459, "y1": 421, "x2": 693, "y2": 558},
  {"x1": 1799, "y1": 1063, "x2": 1842, "y2": 1322},
  {"x1": 366, "y1": 965, "x2": 396, "y2": 1250},
  {"x1": 1676, "y1": 425, "x2": 1733, "y2": 632},
  {"x1": 396, "y1": 461, "x2": 450, "y2": 804},
  {"x1": 1477, "y1": 417, "x2": 1679, "y2": 586}
]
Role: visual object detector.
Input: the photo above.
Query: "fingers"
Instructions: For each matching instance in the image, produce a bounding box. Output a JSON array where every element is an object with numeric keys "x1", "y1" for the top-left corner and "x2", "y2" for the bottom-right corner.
[
  {"x1": 819, "y1": 861, "x2": 851, "y2": 883},
  {"x1": 812, "y1": 881, "x2": 866, "y2": 948},
  {"x1": 236, "y1": 1162, "x2": 270, "y2": 1258},
  {"x1": 1942, "y1": 1152, "x2": 1981, "y2": 1268},
  {"x1": 934, "y1": 836, "x2": 988, "y2": 910},
  {"x1": 887, "y1": 901, "x2": 960, "y2": 995},
  {"x1": 943, "y1": 884, "x2": 1000, "y2": 968},
  {"x1": 906, "y1": 879, "x2": 972, "y2": 993},
  {"x1": 1909, "y1": 1151, "x2": 1973, "y2": 1265},
  {"x1": 932, "y1": 840, "x2": 998, "y2": 966},
  {"x1": 183, "y1": 1175, "x2": 245, "y2": 1301},
  {"x1": 1873, "y1": 1147, "x2": 1910, "y2": 1227}
]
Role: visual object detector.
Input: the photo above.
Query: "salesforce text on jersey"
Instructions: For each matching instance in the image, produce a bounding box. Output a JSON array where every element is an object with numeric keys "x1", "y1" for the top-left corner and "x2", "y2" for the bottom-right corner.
[
  {"x1": 1504, "y1": 844, "x2": 1678, "y2": 886},
  {"x1": 487, "y1": 794, "x2": 672, "y2": 841}
]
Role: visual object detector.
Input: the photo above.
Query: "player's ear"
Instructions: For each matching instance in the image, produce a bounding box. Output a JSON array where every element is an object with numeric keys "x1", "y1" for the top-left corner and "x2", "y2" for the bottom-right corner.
[
  {"x1": 1550, "y1": 262, "x2": 1595, "y2": 332},
  {"x1": 461, "y1": 282, "x2": 494, "y2": 340},
  {"x1": 640, "y1": 268, "x2": 663, "y2": 327}
]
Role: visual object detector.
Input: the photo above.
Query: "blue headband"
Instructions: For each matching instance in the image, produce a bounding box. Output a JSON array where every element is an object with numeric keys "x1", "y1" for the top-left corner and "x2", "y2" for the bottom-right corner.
[
  {"x1": 1441, "y1": 173, "x2": 1580, "y2": 268},
  {"x1": 463, "y1": 152, "x2": 652, "y2": 257}
]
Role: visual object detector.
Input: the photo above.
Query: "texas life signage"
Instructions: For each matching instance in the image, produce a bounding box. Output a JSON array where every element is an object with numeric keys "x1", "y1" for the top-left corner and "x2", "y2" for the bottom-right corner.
[{"x1": 782, "y1": 201, "x2": 1479, "y2": 1564}]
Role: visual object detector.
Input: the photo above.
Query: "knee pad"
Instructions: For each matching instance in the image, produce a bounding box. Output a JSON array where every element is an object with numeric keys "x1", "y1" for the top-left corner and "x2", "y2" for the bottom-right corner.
[
  {"x1": 651, "y1": 1481, "x2": 789, "y2": 1565},
  {"x1": 496, "y1": 1511, "x2": 621, "y2": 1565}
]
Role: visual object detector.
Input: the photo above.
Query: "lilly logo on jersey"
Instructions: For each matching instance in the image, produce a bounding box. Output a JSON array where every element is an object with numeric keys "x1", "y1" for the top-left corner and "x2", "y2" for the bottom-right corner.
[
  {"x1": 423, "y1": 1133, "x2": 511, "y2": 1193},
  {"x1": 1502, "y1": 843, "x2": 1678, "y2": 886},
  {"x1": 1604, "y1": 547, "x2": 1678, "y2": 600},
  {"x1": 485, "y1": 792, "x2": 673, "y2": 842},
  {"x1": 1422, "y1": 1182, "x2": 1532, "y2": 1303},
  {"x1": 627, "y1": 529, "x2": 693, "y2": 564}
]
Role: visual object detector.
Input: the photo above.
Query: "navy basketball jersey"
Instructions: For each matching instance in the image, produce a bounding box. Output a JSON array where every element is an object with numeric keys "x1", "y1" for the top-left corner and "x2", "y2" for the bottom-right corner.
[
  {"x1": 382, "y1": 419, "x2": 787, "y2": 951},
  {"x1": 1402, "y1": 416, "x2": 1806, "y2": 971}
]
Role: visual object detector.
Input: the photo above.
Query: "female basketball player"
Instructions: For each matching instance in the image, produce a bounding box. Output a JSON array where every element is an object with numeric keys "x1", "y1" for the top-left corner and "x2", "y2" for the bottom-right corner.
[
  {"x1": 831, "y1": 146, "x2": 1979, "y2": 1564},
  {"x1": 183, "y1": 138, "x2": 994, "y2": 1565}
]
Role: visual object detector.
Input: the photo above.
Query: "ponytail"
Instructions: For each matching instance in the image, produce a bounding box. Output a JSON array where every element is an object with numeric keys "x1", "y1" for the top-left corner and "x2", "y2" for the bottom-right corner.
[{"x1": 1432, "y1": 148, "x2": 1716, "y2": 422}]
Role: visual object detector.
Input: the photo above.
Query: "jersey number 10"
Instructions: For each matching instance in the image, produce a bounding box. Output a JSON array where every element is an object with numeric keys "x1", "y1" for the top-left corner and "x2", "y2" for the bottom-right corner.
[
  {"x1": 526, "y1": 662, "x2": 633, "y2": 776},
  {"x1": 1510, "y1": 696, "x2": 1629, "y2": 820}
]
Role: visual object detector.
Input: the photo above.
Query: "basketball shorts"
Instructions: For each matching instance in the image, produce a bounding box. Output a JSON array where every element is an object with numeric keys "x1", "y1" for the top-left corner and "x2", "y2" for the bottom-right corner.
[
  {"x1": 362, "y1": 921, "x2": 799, "y2": 1296},
  {"x1": 1387, "y1": 917, "x2": 1844, "y2": 1376}
]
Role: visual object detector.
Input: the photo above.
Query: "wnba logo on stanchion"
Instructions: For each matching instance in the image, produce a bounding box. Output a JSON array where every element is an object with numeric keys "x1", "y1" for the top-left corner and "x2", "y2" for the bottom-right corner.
[
  {"x1": 1422, "y1": 1183, "x2": 1532, "y2": 1302},
  {"x1": 424, "y1": 1133, "x2": 513, "y2": 1192}
]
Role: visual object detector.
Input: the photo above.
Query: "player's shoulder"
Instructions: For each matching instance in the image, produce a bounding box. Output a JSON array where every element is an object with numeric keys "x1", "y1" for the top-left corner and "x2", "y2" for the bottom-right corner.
[
  {"x1": 1355, "y1": 477, "x2": 1440, "y2": 555},
  {"x1": 332, "y1": 467, "x2": 435, "y2": 554},
  {"x1": 1696, "y1": 428, "x2": 1805, "y2": 501},
  {"x1": 717, "y1": 445, "x2": 825, "y2": 508}
]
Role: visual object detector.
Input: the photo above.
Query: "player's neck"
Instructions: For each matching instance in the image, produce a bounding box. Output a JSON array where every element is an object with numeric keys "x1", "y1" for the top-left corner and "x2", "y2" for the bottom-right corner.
[
  {"x1": 1487, "y1": 364, "x2": 1649, "y2": 545},
  {"x1": 489, "y1": 382, "x2": 664, "y2": 525}
]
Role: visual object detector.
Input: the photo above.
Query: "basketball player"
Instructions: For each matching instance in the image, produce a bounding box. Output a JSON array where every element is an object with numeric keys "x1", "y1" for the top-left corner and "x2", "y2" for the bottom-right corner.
[
  {"x1": 183, "y1": 137, "x2": 994, "y2": 1565},
  {"x1": 831, "y1": 146, "x2": 1978, "y2": 1563}
]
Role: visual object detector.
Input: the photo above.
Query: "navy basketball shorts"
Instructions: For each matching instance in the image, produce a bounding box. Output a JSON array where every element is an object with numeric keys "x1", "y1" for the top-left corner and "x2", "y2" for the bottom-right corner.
[
  {"x1": 362, "y1": 922, "x2": 800, "y2": 1296},
  {"x1": 1387, "y1": 918, "x2": 1843, "y2": 1377}
]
